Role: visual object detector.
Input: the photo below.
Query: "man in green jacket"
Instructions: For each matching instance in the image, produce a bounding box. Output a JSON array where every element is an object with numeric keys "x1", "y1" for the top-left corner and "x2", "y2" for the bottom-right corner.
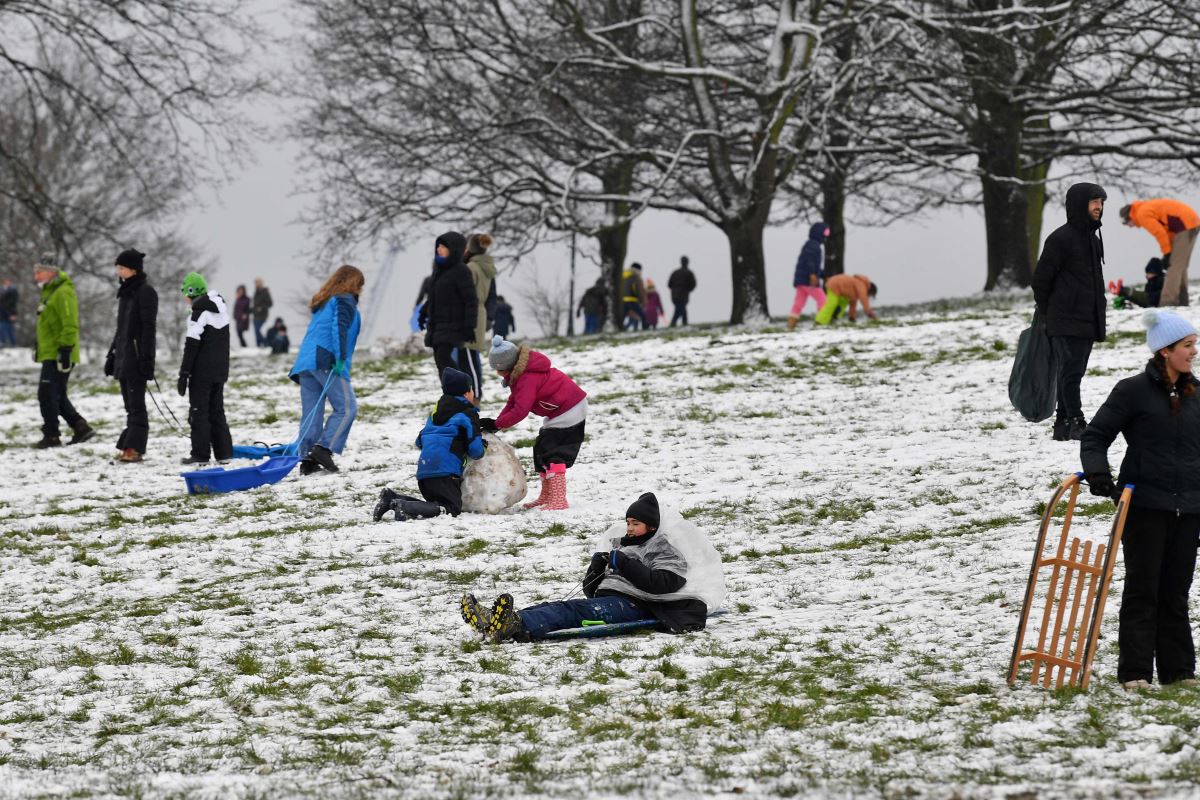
[{"x1": 33, "y1": 255, "x2": 93, "y2": 448}]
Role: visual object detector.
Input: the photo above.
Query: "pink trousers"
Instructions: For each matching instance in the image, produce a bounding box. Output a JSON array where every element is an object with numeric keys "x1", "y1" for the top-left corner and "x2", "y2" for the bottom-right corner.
[{"x1": 790, "y1": 285, "x2": 826, "y2": 316}]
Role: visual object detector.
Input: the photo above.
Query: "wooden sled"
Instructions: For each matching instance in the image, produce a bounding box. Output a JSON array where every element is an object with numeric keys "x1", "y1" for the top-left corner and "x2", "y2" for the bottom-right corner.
[{"x1": 1008, "y1": 473, "x2": 1133, "y2": 690}]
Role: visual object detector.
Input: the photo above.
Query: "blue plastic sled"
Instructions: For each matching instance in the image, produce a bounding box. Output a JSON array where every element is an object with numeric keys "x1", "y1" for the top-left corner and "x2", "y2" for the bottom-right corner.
[
  {"x1": 181, "y1": 456, "x2": 299, "y2": 495},
  {"x1": 543, "y1": 619, "x2": 660, "y2": 640},
  {"x1": 231, "y1": 443, "x2": 291, "y2": 459}
]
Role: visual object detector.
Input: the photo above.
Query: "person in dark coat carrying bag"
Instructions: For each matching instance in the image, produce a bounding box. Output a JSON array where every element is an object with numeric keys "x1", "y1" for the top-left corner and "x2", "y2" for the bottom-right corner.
[
  {"x1": 1031, "y1": 182, "x2": 1108, "y2": 441},
  {"x1": 178, "y1": 273, "x2": 233, "y2": 465},
  {"x1": 1081, "y1": 309, "x2": 1200, "y2": 691},
  {"x1": 104, "y1": 249, "x2": 157, "y2": 463}
]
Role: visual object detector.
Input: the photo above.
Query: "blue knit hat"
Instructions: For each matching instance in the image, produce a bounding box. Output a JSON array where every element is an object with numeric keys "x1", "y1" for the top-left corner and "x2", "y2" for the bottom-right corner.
[
  {"x1": 1144, "y1": 309, "x2": 1198, "y2": 352},
  {"x1": 488, "y1": 335, "x2": 519, "y2": 371},
  {"x1": 441, "y1": 367, "x2": 471, "y2": 396}
]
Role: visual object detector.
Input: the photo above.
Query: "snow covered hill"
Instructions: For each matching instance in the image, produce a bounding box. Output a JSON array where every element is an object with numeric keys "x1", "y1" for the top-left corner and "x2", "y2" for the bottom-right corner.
[{"x1": 0, "y1": 295, "x2": 1196, "y2": 799}]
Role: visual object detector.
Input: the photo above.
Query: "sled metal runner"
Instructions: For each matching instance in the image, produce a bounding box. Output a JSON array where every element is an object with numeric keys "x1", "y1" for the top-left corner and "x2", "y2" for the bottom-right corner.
[{"x1": 1008, "y1": 473, "x2": 1133, "y2": 690}]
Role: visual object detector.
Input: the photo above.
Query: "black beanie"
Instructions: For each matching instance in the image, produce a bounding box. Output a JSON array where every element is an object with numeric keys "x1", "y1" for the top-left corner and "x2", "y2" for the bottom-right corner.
[
  {"x1": 625, "y1": 492, "x2": 660, "y2": 531},
  {"x1": 441, "y1": 366, "x2": 471, "y2": 396},
  {"x1": 116, "y1": 249, "x2": 145, "y2": 272}
]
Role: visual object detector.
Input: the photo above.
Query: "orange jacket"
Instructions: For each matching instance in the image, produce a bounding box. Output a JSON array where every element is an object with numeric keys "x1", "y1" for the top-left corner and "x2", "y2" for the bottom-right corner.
[
  {"x1": 1128, "y1": 199, "x2": 1200, "y2": 254},
  {"x1": 825, "y1": 273, "x2": 874, "y2": 316}
]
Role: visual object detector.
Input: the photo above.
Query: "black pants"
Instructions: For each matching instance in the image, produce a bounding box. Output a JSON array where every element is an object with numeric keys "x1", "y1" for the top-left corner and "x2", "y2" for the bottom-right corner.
[
  {"x1": 189, "y1": 380, "x2": 233, "y2": 461},
  {"x1": 457, "y1": 348, "x2": 483, "y2": 400},
  {"x1": 38, "y1": 361, "x2": 84, "y2": 437},
  {"x1": 670, "y1": 302, "x2": 688, "y2": 326},
  {"x1": 117, "y1": 377, "x2": 150, "y2": 454},
  {"x1": 433, "y1": 343, "x2": 461, "y2": 377},
  {"x1": 236, "y1": 326, "x2": 248, "y2": 348},
  {"x1": 1118, "y1": 507, "x2": 1200, "y2": 684},
  {"x1": 1051, "y1": 336, "x2": 1093, "y2": 420},
  {"x1": 418, "y1": 475, "x2": 464, "y2": 516},
  {"x1": 533, "y1": 421, "x2": 586, "y2": 473}
]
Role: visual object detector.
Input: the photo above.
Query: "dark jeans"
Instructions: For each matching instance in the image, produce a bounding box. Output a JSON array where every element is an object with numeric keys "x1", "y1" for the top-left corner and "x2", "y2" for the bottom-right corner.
[
  {"x1": 117, "y1": 377, "x2": 150, "y2": 453},
  {"x1": 670, "y1": 302, "x2": 688, "y2": 326},
  {"x1": 533, "y1": 420, "x2": 585, "y2": 473},
  {"x1": 418, "y1": 475, "x2": 464, "y2": 516},
  {"x1": 0, "y1": 319, "x2": 15, "y2": 346},
  {"x1": 38, "y1": 361, "x2": 84, "y2": 437},
  {"x1": 253, "y1": 319, "x2": 266, "y2": 347},
  {"x1": 433, "y1": 343, "x2": 462, "y2": 377},
  {"x1": 518, "y1": 595, "x2": 653, "y2": 640},
  {"x1": 457, "y1": 347, "x2": 483, "y2": 400},
  {"x1": 583, "y1": 314, "x2": 601, "y2": 334},
  {"x1": 622, "y1": 302, "x2": 645, "y2": 331},
  {"x1": 189, "y1": 380, "x2": 233, "y2": 461},
  {"x1": 236, "y1": 325, "x2": 248, "y2": 348},
  {"x1": 1051, "y1": 336, "x2": 1093, "y2": 420},
  {"x1": 1118, "y1": 508, "x2": 1200, "y2": 684}
]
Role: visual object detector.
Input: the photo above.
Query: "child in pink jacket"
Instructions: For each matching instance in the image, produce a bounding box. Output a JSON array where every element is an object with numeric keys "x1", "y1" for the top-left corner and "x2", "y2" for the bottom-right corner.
[{"x1": 480, "y1": 335, "x2": 587, "y2": 510}]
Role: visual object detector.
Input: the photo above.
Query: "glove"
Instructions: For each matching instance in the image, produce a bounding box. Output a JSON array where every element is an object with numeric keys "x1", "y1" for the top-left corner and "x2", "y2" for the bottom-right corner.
[
  {"x1": 56, "y1": 347, "x2": 73, "y2": 373},
  {"x1": 104, "y1": 351, "x2": 115, "y2": 377},
  {"x1": 333, "y1": 359, "x2": 347, "y2": 375},
  {"x1": 1087, "y1": 472, "x2": 1117, "y2": 499},
  {"x1": 177, "y1": 374, "x2": 189, "y2": 397},
  {"x1": 479, "y1": 417, "x2": 498, "y2": 433},
  {"x1": 610, "y1": 549, "x2": 627, "y2": 571},
  {"x1": 583, "y1": 552, "x2": 607, "y2": 598}
]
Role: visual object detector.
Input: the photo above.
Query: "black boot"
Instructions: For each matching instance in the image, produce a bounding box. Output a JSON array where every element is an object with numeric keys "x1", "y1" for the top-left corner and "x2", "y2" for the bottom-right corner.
[
  {"x1": 1052, "y1": 416, "x2": 1069, "y2": 441},
  {"x1": 299, "y1": 458, "x2": 320, "y2": 476},
  {"x1": 373, "y1": 488, "x2": 398, "y2": 522},
  {"x1": 486, "y1": 594, "x2": 529, "y2": 643},
  {"x1": 396, "y1": 499, "x2": 444, "y2": 519},
  {"x1": 308, "y1": 444, "x2": 338, "y2": 473},
  {"x1": 1068, "y1": 416, "x2": 1088, "y2": 441},
  {"x1": 68, "y1": 420, "x2": 95, "y2": 445},
  {"x1": 180, "y1": 456, "x2": 211, "y2": 465},
  {"x1": 32, "y1": 435, "x2": 62, "y2": 449}
]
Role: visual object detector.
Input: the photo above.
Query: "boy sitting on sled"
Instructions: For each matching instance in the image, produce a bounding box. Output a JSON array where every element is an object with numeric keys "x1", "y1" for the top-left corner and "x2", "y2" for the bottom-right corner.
[
  {"x1": 461, "y1": 492, "x2": 724, "y2": 642},
  {"x1": 373, "y1": 367, "x2": 485, "y2": 521}
]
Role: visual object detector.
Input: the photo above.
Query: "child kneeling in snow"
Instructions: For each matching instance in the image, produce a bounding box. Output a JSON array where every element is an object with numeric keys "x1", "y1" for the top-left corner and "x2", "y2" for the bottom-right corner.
[
  {"x1": 480, "y1": 335, "x2": 586, "y2": 510},
  {"x1": 373, "y1": 367, "x2": 485, "y2": 521},
  {"x1": 461, "y1": 492, "x2": 725, "y2": 642}
]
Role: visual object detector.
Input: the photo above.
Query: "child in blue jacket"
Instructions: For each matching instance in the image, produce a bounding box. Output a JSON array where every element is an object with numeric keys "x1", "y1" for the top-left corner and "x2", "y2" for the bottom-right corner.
[{"x1": 374, "y1": 367, "x2": 486, "y2": 521}]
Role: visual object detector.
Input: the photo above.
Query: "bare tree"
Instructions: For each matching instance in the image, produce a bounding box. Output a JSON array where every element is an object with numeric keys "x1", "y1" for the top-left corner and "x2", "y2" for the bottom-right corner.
[{"x1": 519, "y1": 271, "x2": 572, "y2": 338}]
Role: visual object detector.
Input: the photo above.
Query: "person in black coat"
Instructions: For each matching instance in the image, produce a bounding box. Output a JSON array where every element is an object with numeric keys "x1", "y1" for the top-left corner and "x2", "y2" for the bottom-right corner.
[
  {"x1": 1081, "y1": 309, "x2": 1200, "y2": 690},
  {"x1": 668, "y1": 255, "x2": 698, "y2": 327},
  {"x1": 178, "y1": 272, "x2": 233, "y2": 465},
  {"x1": 421, "y1": 232, "x2": 477, "y2": 379},
  {"x1": 104, "y1": 249, "x2": 157, "y2": 463},
  {"x1": 1031, "y1": 182, "x2": 1108, "y2": 441}
]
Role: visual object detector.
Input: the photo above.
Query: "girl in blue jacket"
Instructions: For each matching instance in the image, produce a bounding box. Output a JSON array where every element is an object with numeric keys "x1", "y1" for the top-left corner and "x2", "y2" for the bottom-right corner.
[{"x1": 290, "y1": 265, "x2": 364, "y2": 475}]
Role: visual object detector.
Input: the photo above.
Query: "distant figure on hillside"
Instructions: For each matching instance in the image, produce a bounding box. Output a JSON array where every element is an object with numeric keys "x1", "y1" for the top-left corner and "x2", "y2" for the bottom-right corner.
[
  {"x1": 668, "y1": 256, "x2": 697, "y2": 327},
  {"x1": 493, "y1": 295, "x2": 516, "y2": 338},
  {"x1": 233, "y1": 284, "x2": 251, "y2": 348},
  {"x1": 1121, "y1": 198, "x2": 1200, "y2": 306},
  {"x1": 643, "y1": 279, "x2": 665, "y2": 329},
  {"x1": 1111, "y1": 258, "x2": 1166, "y2": 309},
  {"x1": 1032, "y1": 182, "x2": 1108, "y2": 442},
  {"x1": 789, "y1": 223, "x2": 828, "y2": 330},
  {"x1": 0, "y1": 278, "x2": 18, "y2": 346},
  {"x1": 252, "y1": 277, "x2": 273, "y2": 347},
  {"x1": 621, "y1": 263, "x2": 646, "y2": 331},
  {"x1": 265, "y1": 317, "x2": 290, "y2": 354},
  {"x1": 577, "y1": 279, "x2": 607, "y2": 334},
  {"x1": 815, "y1": 273, "x2": 877, "y2": 326}
]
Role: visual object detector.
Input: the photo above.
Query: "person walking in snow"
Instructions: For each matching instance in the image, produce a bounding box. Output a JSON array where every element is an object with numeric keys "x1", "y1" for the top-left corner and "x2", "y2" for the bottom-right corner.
[
  {"x1": 492, "y1": 295, "x2": 516, "y2": 338},
  {"x1": 421, "y1": 231, "x2": 478, "y2": 381},
  {"x1": 252, "y1": 277, "x2": 273, "y2": 347},
  {"x1": 373, "y1": 367, "x2": 486, "y2": 522},
  {"x1": 1081, "y1": 309, "x2": 1200, "y2": 691},
  {"x1": 461, "y1": 492, "x2": 714, "y2": 642},
  {"x1": 577, "y1": 279, "x2": 607, "y2": 334},
  {"x1": 643, "y1": 279, "x2": 665, "y2": 329},
  {"x1": 789, "y1": 223, "x2": 828, "y2": 329},
  {"x1": 621, "y1": 263, "x2": 647, "y2": 331},
  {"x1": 232, "y1": 284, "x2": 251, "y2": 348},
  {"x1": 815, "y1": 273, "x2": 877, "y2": 325},
  {"x1": 31, "y1": 254, "x2": 93, "y2": 448},
  {"x1": 177, "y1": 273, "x2": 233, "y2": 465},
  {"x1": 105, "y1": 248, "x2": 157, "y2": 463},
  {"x1": 480, "y1": 335, "x2": 586, "y2": 511},
  {"x1": 1120, "y1": 198, "x2": 1200, "y2": 306},
  {"x1": 1032, "y1": 182, "x2": 1108, "y2": 442},
  {"x1": 667, "y1": 256, "x2": 697, "y2": 327},
  {"x1": 463, "y1": 233, "x2": 496, "y2": 401},
  {"x1": 290, "y1": 265, "x2": 364, "y2": 475}
]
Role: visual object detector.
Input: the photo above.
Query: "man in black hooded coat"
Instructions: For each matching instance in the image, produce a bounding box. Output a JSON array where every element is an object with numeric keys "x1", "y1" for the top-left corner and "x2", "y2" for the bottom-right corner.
[
  {"x1": 1032, "y1": 182, "x2": 1108, "y2": 441},
  {"x1": 104, "y1": 249, "x2": 158, "y2": 462},
  {"x1": 421, "y1": 232, "x2": 478, "y2": 378}
]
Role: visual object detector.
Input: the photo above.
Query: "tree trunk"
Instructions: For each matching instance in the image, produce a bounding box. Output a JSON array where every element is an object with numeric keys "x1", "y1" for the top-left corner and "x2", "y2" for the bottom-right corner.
[
  {"x1": 723, "y1": 216, "x2": 770, "y2": 324},
  {"x1": 980, "y1": 171, "x2": 1033, "y2": 289},
  {"x1": 1022, "y1": 160, "x2": 1050, "y2": 274},
  {"x1": 594, "y1": 217, "x2": 630, "y2": 329},
  {"x1": 820, "y1": 161, "x2": 848, "y2": 278}
]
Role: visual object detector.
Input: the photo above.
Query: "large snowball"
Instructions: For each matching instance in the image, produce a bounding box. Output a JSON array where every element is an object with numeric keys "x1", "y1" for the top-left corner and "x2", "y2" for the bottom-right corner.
[{"x1": 461, "y1": 433, "x2": 528, "y2": 513}]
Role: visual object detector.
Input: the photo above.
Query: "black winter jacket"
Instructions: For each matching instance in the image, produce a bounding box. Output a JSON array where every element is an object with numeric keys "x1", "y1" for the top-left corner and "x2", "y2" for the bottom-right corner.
[
  {"x1": 1081, "y1": 362, "x2": 1200, "y2": 514},
  {"x1": 1032, "y1": 182, "x2": 1107, "y2": 341},
  {"x1": 668, "y1": 266, "x2": 697, "y2": 303},
  {"x1": 423, "y1": 232, "x2": 478, "y2": 347},
  {"x1": 180, "y1": 292, "x2": 231, "y2": 384},
  {"x1": 108, "y1": 273, "x2": 158, "y2": 381}
]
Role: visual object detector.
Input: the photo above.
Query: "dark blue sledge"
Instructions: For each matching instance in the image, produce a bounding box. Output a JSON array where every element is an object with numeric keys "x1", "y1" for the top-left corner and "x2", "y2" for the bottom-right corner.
[{"x1": 543, "y1": 619, "x2": 660, "y2": 640}]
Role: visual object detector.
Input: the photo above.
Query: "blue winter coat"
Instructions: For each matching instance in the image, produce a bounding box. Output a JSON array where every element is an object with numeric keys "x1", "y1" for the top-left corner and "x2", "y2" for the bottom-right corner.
[
  {"x1": 793, "y1": 222, "x2": 827, "y2": 287},
  {"x1": 289, "y1": 294, "x2": 361, "y2": 382},
  {"x1": 416, "y1": 395, "x2": 486, "y2": 479}
]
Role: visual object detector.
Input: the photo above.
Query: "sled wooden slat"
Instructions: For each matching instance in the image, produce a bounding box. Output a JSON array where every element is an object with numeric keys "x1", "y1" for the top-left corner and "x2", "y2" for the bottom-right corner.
[{"x1": 1007, "y1": 474, "x2": 1133, "y2": 690}]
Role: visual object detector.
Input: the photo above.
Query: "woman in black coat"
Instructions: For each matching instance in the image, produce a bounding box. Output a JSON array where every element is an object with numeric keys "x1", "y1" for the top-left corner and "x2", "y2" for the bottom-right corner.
[
  {"x1": 104, "y1": 249, "x2": 158, "y2": 463},
  {"x1": 1081, "y1": 309, "x2": 1200, "y2": 690},
  {"x1": 421, "y1": 232, "x2": 477, "y2": 378}
]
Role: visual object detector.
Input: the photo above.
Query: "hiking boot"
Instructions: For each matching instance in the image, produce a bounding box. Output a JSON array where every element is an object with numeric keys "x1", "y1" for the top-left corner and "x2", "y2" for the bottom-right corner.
[
  {"x1": 786, "y1": 315, "x2": 799, "y2": 331},
  {"x1": 523, "y1": 471, "x2": 549, "y2": 509},
  {"x1": 1068, "y1": 416, "x2": 1088, "y2": 441},
  {"x1": 180, "y1": 456, "x2": 211, "y2": 465},
  {"x1": 373, "y1": 488, "x2": 399, "y2": 522},
  {"x1": 32, "y1": 435, "x2": 62, "y2": 449},
  {"x1": 307, "y1": 444, "x2": 338, "y2": 473},
  {"x1": 460, "y1": 593, "x2": 490, "y2": 634},
  {"x1": 1122, "y1": 679, "x2": 1152, "y2": 692},
  {"x1": 486, "y1": 594, "x2": 528, "y2": 643},
  {"x1": 541, "y1": 464, "x2": 569, "y2": 510},
  {"x1": 1052, "y1": 417, "x2": 1069, "y2": 441},
  {"x1": 117, "y1": 448, "x2": 143, "y2": 463},
  {"x1": 67, "y1": 420, "x2": 95, "y2": 445},
  {"x1": 299, "y1": 458, "x2": 320, "y2": 476}
]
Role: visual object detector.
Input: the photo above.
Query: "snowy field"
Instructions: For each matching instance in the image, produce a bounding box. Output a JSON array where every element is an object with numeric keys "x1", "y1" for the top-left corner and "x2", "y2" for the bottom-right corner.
[{"x1": 1, "y1": 293, "x2": 1199, "y2": 799}]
